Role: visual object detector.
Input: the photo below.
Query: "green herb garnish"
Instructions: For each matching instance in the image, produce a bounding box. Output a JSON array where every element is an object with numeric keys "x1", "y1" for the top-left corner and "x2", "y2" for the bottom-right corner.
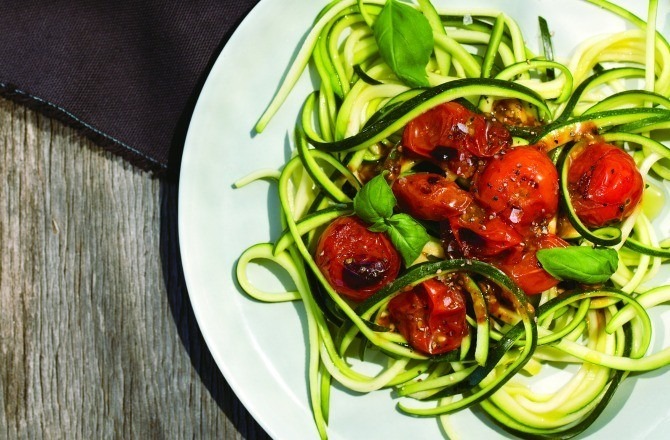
[
  {"x1": 536, "y1": 246, "x2": 619, "y2": 284},
  {"x1": 373, "y1": 0, "x2": 433, "y2": 87},
  {"x1": 354, "y1": 173, "x2": 430, "y2": 266}
]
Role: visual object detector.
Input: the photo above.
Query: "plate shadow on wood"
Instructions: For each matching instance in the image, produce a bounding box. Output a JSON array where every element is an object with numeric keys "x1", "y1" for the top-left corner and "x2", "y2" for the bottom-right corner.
[{"x1": 160, "y1": 180, "x2": 272, "y2": 440}]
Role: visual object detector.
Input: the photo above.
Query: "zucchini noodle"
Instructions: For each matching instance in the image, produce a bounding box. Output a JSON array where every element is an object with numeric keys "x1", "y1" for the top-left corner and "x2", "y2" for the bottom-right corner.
[{"x1": 235, "y1": 0, "x2": 670, "y2": 438}]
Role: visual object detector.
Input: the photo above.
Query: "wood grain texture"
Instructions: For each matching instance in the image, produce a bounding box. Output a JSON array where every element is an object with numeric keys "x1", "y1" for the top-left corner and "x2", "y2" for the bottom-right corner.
[{"x1": 0, "y1": 97, "x2": 271, "y2": 440}]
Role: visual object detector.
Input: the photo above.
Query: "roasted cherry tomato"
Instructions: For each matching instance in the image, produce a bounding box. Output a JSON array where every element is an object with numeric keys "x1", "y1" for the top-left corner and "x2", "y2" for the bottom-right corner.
[
  {"x1": 568, "y1": 142, "x2": 644, "y2": 228},
  {"x1": 388, "y1": 278, "x2": 468, "y2": 355},
  {"x1": 475, "y1": 146, "x2": 559, "y2": 227},
  {"x1": 402, "y1": 102, "x2": 511, "y2": 178},
  {"x1": 447, "y1": 204, "x2": 523, "y2": 257},
  {"x1": 403, "y1": 101, "x2": 512, "y2": 158},
  {"x1": 315, "y1": 216, "x2": 400, "y2": 301},
  {"x1": 496, "y1": 233, "x2": 569, "y2": 295},
  {"x1": 392, "y1": 173, "x2": 472, "y2": 221},
  {"x1": 430, "y1": 145, "x2": 478, "y2": 179}
]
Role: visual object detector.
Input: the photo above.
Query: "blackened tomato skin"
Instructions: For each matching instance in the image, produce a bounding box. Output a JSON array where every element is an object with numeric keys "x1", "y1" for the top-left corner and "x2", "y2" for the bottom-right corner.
[
  {"x1": 388, "y1": 278, "x2": 468, "y2": 355},
  {"x1": 402, "y1": 101, "x2": 512, "y2": 158},
  {"x1": 496, "y1": 233, "x2": 569, "y2": 295},
  {"x1": 392, "y1": 173, "x2": 472, "y2": 221},
  {"x1": 447, "y1": 204, "x2": 523, "y2": 257},
  {"x1": 568, "y1": 142, "x2": 644, "y2": 228},
  {"x1": 315, "y1": 216, "x2": 401, "y2": 302},
  {"x1": 475, "y1": 146, "x2": 559, "y2": 227}
]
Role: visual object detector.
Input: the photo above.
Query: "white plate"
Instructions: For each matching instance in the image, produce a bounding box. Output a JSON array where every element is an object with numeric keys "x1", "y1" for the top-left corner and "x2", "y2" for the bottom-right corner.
[{"x1": 179, "y1": 1, "x2": 670, "y2": 438}]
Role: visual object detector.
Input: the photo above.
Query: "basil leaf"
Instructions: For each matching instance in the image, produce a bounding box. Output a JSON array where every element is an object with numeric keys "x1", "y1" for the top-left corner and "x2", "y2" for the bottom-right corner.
[
  {"x1": 353, "y1": 174, "x2": 429, "y2": 267},
  {"x1": 373, "y1": 0, "x2": 433, "y2": 88},
  {"x1": 368, "y1": 219, "x2": 390, "y2": 233},
  {"x1": 387, "y1": 213, "x2": 430, "y2": 266},
  {"x1": 536, "y1": 247, "x2": 619, "y2": 284},
  {"x1": 353, "y1": 173, "x2": 395, "y2": 223}
]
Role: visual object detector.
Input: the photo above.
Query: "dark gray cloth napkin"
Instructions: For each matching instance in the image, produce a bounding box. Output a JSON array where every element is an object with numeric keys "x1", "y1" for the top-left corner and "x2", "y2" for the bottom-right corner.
[{"x1": 0, "y1": 0, "x2": 259, "y2": 179}]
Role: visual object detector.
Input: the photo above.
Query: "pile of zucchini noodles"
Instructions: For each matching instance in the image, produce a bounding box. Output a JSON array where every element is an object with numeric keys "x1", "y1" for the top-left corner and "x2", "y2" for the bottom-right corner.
[{"x1": 234, "y1": 0, "x2": 670, "y2": 438}]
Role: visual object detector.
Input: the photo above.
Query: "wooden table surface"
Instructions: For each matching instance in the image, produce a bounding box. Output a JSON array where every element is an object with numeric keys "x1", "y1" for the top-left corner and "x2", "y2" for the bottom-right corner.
[{"x1": 0, "y1": 97, "x2": 271, "y2": 439}]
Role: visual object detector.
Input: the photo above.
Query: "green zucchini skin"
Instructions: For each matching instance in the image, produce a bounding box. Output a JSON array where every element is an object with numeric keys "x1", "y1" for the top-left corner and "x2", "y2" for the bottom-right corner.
[{"x1": 306, "y1": 78, "x2": 550, "y2": 153}]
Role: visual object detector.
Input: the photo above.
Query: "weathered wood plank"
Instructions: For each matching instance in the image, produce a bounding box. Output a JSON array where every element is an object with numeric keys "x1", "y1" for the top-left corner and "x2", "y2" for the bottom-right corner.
[{"x1": 0, "y1": 97, "x2": 270, "y2": 439}]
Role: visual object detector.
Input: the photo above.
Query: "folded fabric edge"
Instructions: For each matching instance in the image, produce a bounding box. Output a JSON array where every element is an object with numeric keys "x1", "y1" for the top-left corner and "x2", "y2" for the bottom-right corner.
[{"x1": 0, "y1": 83, "x2": 170, "y2": 178}]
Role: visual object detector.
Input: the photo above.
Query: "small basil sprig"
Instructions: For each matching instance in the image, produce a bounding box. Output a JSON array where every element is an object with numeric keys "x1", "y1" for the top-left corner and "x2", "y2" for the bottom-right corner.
[
  {"x1": 536, "y1": 246, "x2": 619, "y2": 284},
  {"x1": 354, "y1": 173, "x2": 430, "y2": 266},
  {"x1": 373, "y1": 0, "x2": 433, "y2": 88}
]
